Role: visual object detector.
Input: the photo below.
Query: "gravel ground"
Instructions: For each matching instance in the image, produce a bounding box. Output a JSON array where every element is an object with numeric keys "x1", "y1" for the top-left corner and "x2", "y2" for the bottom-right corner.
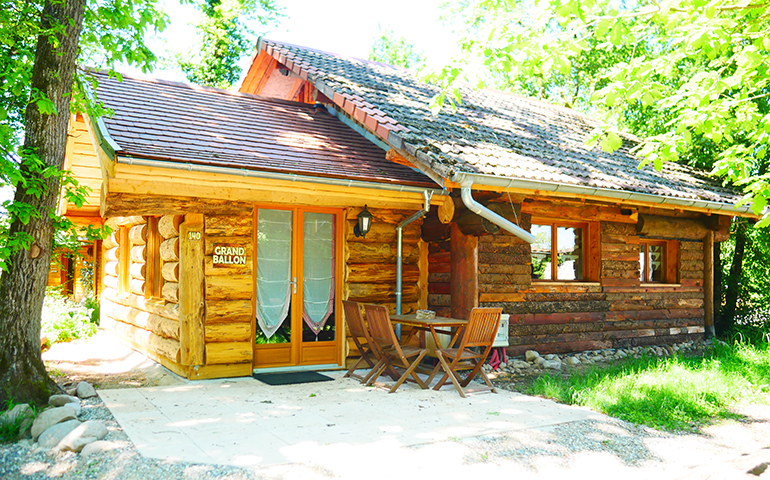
[{"x1": 2, "y1": 334, "x2": 769, "y2": 479}]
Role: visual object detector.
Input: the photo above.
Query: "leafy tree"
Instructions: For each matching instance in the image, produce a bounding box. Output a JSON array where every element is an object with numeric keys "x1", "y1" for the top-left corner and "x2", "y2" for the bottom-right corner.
[
  {"x1": 178, "y1": 0, "x2": 281, "y2": 88},
  {"x1": 0, "y1": 0, "x2": 166, "y2": 407},
  {"x1": 435, "y1": 0, "x2": 770, "y2": 223},
  {"x1": 369, "y1": 27, "x2": 426, "y2": 69}
]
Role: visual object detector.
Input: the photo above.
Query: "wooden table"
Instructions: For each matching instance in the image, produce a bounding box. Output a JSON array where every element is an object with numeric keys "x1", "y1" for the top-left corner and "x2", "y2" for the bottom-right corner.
[{"x1": 389, "y1": 314, "x2": 468, "y2": 383}]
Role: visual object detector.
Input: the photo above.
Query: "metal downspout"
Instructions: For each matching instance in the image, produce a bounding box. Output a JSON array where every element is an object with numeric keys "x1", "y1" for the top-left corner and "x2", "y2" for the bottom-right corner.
[
  {"x1": 396, "y1": 190, "x2": 433, "y2": 332},
  {"x1": 459, "y1": 179, "x2": 536, "y2": 244}
]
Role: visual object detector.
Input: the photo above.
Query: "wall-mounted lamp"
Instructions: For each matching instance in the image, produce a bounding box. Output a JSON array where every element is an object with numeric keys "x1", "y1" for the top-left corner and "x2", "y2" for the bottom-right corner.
[{"x1": 354, "y1": 205, "x2": 373, "y2": 238}]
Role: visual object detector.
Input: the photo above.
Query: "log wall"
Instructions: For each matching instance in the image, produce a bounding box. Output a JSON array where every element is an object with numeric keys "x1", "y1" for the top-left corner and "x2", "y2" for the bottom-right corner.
[
  {"x1": 452, "y1": 205, "x2": 715, "y2": 356},
  {"x1": 101, "y1": 216, "x2": 183, "y2": 374}
]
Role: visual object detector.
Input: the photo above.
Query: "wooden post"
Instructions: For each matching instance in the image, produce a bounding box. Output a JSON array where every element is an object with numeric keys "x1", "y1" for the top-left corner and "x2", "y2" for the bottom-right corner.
[
  {"x1": 450, "y1": 223, "x2": 478, "y2": 320},
  {"x1": 703, "y1": 230, "x2": 714, "y2": 339},
  {"x1": 180, "y1": 214, "x2": 205, "y2": 366}
]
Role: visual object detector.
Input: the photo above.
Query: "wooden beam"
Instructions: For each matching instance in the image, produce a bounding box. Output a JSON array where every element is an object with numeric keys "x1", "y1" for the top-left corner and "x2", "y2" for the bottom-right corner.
[
  {"x1": 522, "y1": 200, "x2": 638, "y2": 224},
  {"x1": 637, "y1": 214, "x2": 711, "y2": 240},
  {"x1": 704, "y1": 230, "x2": 714, "y2": 338},
  {"x1": 450, "y1": 223, "x2": 478, "y2": 320},
  {"x1": 179, "y1": 214, "x2": 205, "y2": 366}
]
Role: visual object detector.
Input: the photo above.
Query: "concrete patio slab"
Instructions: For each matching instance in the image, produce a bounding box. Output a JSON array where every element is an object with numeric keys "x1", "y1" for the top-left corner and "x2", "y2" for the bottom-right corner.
[{"x1": 98, "y1": 370, "x2": 604, "y2": 471}]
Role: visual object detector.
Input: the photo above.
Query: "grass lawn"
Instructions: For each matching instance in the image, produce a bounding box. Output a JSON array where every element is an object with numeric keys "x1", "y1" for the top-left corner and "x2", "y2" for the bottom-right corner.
[{"x1": 528, "y1": 342, "x2": 770, "y2": 432}]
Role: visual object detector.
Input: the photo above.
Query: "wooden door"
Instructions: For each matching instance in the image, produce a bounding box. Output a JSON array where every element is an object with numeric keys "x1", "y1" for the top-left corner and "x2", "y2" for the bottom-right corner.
[{"x1": 252, "y1": 207, "x2": 342, "y2": 369}]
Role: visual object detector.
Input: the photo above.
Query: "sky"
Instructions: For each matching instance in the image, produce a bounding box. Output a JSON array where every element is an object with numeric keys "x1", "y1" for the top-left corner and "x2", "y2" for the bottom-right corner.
[{"x1": 142, "y1": 0, "x2": 461, "y2": 84}]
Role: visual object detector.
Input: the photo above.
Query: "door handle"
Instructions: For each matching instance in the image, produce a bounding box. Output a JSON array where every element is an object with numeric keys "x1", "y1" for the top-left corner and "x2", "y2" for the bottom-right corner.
[{"x1": 291, "y1": 276, "x2": 297, "y2": 295}]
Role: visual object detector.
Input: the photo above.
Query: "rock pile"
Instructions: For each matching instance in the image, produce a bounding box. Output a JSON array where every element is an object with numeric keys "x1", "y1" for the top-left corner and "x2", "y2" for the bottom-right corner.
[
  {"x1": 484, "y1": 340, "x2": 710, "y2": 375},
  {"x1": 0, "y1": 381, "x2": 115, "y2": 456}
]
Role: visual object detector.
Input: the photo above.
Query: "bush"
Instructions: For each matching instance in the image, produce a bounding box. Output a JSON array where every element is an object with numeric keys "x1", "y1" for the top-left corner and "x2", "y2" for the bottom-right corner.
[{"x1": 41, "y1": 289, "x2": 99, "y2": 344}]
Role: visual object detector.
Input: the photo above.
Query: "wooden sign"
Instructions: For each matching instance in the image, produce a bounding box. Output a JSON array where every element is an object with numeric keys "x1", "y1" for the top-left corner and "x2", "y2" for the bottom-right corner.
[{"x1": 212, "y1": 244, "x2": 247, "y2": 267}]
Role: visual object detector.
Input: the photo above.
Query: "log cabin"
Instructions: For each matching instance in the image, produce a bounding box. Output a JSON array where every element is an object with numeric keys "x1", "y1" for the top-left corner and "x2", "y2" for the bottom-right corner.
[{"x1": 56, "y1": 38, "x2": 758, "y2": 380}]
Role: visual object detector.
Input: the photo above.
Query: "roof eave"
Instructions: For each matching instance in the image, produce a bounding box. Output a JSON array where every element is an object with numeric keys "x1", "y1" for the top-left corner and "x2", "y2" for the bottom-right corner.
[{"x1": 451, "y1": 171, "x2": 758, "y2": 217}]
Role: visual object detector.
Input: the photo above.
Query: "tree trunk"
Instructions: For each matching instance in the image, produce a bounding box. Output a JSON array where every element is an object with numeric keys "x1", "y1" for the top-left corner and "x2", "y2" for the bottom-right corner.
[
  {"x1": 0, "y1": 0, "x2": 85, "y2": 407},
  {"x1": 719, "y1": 219, "x2": 748, "y2": 334}
]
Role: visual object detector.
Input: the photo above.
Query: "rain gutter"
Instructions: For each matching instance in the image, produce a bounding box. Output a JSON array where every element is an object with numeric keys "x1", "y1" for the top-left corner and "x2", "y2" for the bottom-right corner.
[
  {"x1": 395, "y1": 190, "x2": 432, "y2": 325},
  {"x1": 455, "y1": 178, "x2": 536, "y2": 244},
  {"x1": 451, "y1": 171, "x2": 753, "y2": 215},
  {"x1": 117, "y1": 156, "x2": 448, "y2": 197}
]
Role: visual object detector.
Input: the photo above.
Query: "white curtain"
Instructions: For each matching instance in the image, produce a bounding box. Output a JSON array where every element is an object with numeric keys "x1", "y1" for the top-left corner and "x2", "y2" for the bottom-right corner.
[
  {"x1": 256, "y1": 209, "x2": 293, "y2": 339},
  {"x1": 302, "y1": 212, "x2": 335, "y2": 336}
]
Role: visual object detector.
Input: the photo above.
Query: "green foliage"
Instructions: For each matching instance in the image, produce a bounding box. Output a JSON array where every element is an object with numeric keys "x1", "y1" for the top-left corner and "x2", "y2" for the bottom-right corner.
[
  {"x1": 0, "y1": 401, "x2": 34, "y2": 444},
  {"x1": 369, "y1": 27, "x2": 426, "y2": 70},
  {"x1": 41, "y1": 289, "x2": 99, "y2": 344},
  {"x1": 528, "y1": 342, "x2": 770, "y2": 432},
  {"x1": 436, "y1": 0, "x2": 770, "y2": 222},
  {"x1": 0, "y1": 0, "x2": 167, "y2": 271},
  {"x1": 178, "y1": 0, "x2": 281, "y2": 88}
]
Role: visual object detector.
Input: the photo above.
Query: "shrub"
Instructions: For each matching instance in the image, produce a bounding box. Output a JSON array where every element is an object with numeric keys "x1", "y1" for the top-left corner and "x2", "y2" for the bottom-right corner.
[{"x1": 41, "y1": 288, "x2": 99, "y2": 344}]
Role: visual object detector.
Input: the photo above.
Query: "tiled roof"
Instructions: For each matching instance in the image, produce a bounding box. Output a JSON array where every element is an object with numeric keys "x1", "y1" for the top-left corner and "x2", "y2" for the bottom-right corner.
[
  {"x1": 91, "y1": 71, "x2": 436, "y2": 188},
  {"x1": 258, "y1": 39, "x2": 741, "y2": 204}
]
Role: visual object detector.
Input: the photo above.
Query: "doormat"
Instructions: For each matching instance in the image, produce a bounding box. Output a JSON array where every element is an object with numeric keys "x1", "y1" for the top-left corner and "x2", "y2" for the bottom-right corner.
[{"x1": 252, "y1": 371, "x2": 334, "y2": 386}]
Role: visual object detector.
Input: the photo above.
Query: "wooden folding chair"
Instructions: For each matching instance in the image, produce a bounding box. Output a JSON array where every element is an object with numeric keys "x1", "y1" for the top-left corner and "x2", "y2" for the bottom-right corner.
[
  {"x1": 433, "y1": 307, "x2": 503, "y2": 397},
  {"x1": 363, "y1": 304, "x2": 428, "y2": 393},
  {"x1": 342, "y1": 300, "x2": 378, "y2": 382}
]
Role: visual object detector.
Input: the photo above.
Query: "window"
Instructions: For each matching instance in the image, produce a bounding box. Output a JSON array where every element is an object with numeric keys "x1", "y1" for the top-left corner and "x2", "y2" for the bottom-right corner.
[
  {"x1": 531, "y1": 222, "x2": 586, "y2": 281},
  {"x1": 145, "y1": 217, "x2": 163, "y2": 299},
  {"x1": 118, "y1": 226, "x2": 130, "y2": 295},
  {"x1": 640, "y1": 240, "x2": 667, "y2": 283}
]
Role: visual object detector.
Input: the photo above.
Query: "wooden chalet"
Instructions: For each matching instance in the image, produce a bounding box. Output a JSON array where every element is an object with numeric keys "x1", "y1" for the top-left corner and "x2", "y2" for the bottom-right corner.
[{"x1": 58, "y1": 39, "x2": 757, "y2": 380}]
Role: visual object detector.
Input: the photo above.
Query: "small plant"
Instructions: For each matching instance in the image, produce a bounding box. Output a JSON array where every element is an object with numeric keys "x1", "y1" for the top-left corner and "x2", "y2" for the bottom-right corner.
[{"x1": 0, "y1": 401, "x2": 35, "y2": 444}]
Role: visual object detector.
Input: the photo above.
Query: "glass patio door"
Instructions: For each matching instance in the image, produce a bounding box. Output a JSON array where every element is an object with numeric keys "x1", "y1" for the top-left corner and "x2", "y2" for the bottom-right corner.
[{"x1": 253, "y1": 207, "x2": 341, "y2": 369}]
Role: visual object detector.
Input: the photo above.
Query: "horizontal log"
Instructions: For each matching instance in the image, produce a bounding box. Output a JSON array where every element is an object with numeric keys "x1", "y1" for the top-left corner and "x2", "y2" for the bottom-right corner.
[
  {"x1": 680, "y1": 260, "x2": 705, "y2": 271},
  {"x1": 129, "y1": 263, "x2": 146, "y2": 280},
  {"x1": 421, "y1": 215, "x2": 451, "y2": 243},
  {"x1": 680, "y1": 269, "x2": 704, "y2": 279},
  {"x1": 204, "y1": 257, "x2": 253, "y2": 276},
  {"x1": 205, "y1": 342, "x2": 252, "y2": 365},
  {"x1": 102, "y1": 288, "x2": 180, "y2": 320},
  {"x1": 428, "y1": 262, "x2": 450, "y2": 274},
  {"x1": 427, "y1": 293, "x2": 451, "y2": 307},
  {"x1": 129, "y1": 223, "x2": 147, "y2": 245},
  {"x1": 206, "y1": 299, "x2": 252, "y2": 323},
  {"x1": 205, "y1": 323, "x2": 252, "y2": 343},
  {"x1": 160, "y1": 237, "x2": 179, "y2": 262},
  {"x1": 479, "y1": 263, "x2": 530, "y2": 275},
  {"x1": 478, "y1": 252, "x2": 530, "y2": 265},
  {"x1": 104, "y1": 247, "x2": 120, "y2": 262},
  {"x1": 129, "y1": 278, "x2": 145, "y2": 296},
  {"x1": 163, "y1": 282, "x2": 179, "y2": 303},
  {"x1": 103, "y1": 232, "x2": 119, "y2": 249},
  {"x1": 101, "y1": 316, "x2": 180, "y2": 363},
  {"x1": 345, "y1": 242, "x2": 418, "y2": 264},
  {"x1": 103, "y1": 192, "x2": 254, "y2": 217},
  {"x1": 601, "y1": 251, "x2": 639, "y2": 262},
  {"x1": 104, "y1": 301, "x2": 179, "y2": 340},
  {"x1": 601, "y1": 234, "x2": 640, "y2": 245},
  {"x1": 478, "y1": 242, "x2": 530, "y2": 255},
  {"x1": 478, "y1": 273, "x2": 531, "y2": 285},
  {"x1": 523, "y1": 200, "x2": 638, "y2": 224},
  {"x1": 346, "y1": 263, "x2": 419, "y2": 284},
  {"x1": 105, "y1": 216, "x2": 145, "y2": 228},
  {"x1": 680, "y1": 241, "x2": 703, "y2": 251},
  {"x1": 637, "y1": 215, "x2": 710, "y2": 240},
  {"x1": 206, "y1": 215, "x2": 252, "y2": 236},
  {"x1": 159, "y1": 214, "x2": 183, "y2": 239},
  {"x1": 104, "y1": 261, "x2": 119, "y2": 277},
  {"x1": 131, "y1": 245, "x2": 146, "y2": 263},
  {"x1": 455, "y1": 209, "x2": 500, "y2": 236},
  {"x1": 103, "y1": 275, "x2": 119, "y2": 290},
  {"x1": 206, "y1": 274, "x2": 252, "y2": 300},
  {"x1": 428, "y1": 251, "x2": 450, "y2": 264},
  {"x1": 162, "y1": 261, "x2": 179, "y2": 282},
  {"x1": 346, "y1": 220, "x2": 420, "y2": 243},
  {"x1": 347, "y1": 282, "x2": 419, "y2": 303},
  {"x1": 428, "y1": 283, "x2": 451, "y2": 294},
  {"x1": 680, "y1": 250, "x2": 704, "y2": 261}
]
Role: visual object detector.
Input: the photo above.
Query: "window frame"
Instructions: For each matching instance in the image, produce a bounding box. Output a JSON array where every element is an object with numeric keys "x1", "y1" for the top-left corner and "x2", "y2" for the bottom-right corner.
[
  {"x1": 118, "y1": 226, "x2": 130, "y2": 295},
  {"x1": 530, "y1": 218, "x2": 597, "y2": 282},
  {"x1": 639, "y1": 238, "x2": 679, "y2": 284},
  {"x1": 145, "y1": 216, "x2": 163, "y2": 300}
]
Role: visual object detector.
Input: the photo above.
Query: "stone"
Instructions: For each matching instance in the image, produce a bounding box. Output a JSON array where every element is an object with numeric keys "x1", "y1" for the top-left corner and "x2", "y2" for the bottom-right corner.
[
  {"x1": 543, "y1": 360, "x2": 562, "y2": 370},
  {"x1": 663, "y1": 345, "x2": 675, "y2": 355},
  {"x1": 512, "y1": 360, "x2": 530, "y2": 369},
  {"x1": 65, "y1": 387, "x2": 78, "y2": 396},
  {"x1": 525, "y1": 350, "x2": 540, "y2": 362},
  {"x1": 38, "y1": 419, "x2": 81, "y2": 449},
  {"x1": 76, "y1": 382, "x2": 97, "y2": 399},
  {"x1": 565, "y1": 357, "x2": 581, "y2": 366},
  {"x1": 544, "y1": 354, "x2": 557, "y2": 360},
  {"x1": 56, "y1": 420, "x2": 108, "y2": 452},
  {"x1": 81, "y1": 440, "x2": 119, "y2": 458},
  {"x1": 533, "y1": 356, "x2": 546, "y2": 366},
  {"x1": 1, "y1": 404, "x2": 33, "y2": 426},
  {"x1": 31, "y1": 405, "x2": 78, "y2": 441},
  {"x1": 49, "y1": 394, "x2": 80, "y2": 407}
]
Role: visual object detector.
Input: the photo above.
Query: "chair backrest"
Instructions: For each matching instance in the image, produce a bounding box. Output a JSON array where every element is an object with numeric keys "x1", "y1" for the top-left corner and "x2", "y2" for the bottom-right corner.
[
  {"x1": 363, "y1": 304, "x2": 401, "y2": 354},
  {"x1": 461, "y1": 307, "x2": 503, "y2": 349},
  {"x1": 343, "y1": 300, "x2": 368, "y2": 340}
]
